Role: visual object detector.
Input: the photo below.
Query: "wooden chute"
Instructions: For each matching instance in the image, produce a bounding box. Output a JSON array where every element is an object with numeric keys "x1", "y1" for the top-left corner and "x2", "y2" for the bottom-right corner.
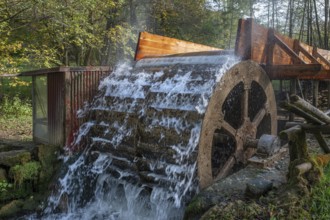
[
  {"x1": 134, "y1": 32, "x2": 221, "y2": 61},
  {"x1": 134, "y1": 19, "x2": 330, "y2": 80}
]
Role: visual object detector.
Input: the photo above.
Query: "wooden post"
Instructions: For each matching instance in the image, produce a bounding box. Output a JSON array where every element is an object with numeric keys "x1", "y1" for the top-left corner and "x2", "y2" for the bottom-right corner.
[
  {"x1": 289, "y1": 79, "x2": 297, "y2": 121},
  {"x1": 280, "y1": 125, "x2": 309, "y2": 162},
  {"x1": 313, "y1": 132, "x2": 330, "y2": 153}
]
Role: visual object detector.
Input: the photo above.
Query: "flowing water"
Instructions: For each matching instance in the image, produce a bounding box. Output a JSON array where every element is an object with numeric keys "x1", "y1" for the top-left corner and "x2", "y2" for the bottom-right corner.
[{"x1": 29, "y1": 54, "x2": 239, "y2": 220}]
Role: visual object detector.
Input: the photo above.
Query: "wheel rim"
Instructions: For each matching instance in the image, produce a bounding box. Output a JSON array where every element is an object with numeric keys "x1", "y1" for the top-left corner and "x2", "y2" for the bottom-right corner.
[{"x1": 198, "y1": 60, "x2": 277, "y2": 189}]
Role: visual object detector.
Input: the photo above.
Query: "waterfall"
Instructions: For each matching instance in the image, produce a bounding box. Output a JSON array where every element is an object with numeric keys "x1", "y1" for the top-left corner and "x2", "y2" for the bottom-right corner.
[{"x1": 29, "y1": 54, "x2": 239, "y2": 220}]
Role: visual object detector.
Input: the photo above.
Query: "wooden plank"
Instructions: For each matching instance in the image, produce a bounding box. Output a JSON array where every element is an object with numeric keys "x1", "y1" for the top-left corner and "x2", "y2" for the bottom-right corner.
[
  {"x1": 250, "y1": 20, "x2": 269, "y2": 63},
  {"x1": 273, "y1": 35, "x2": 305, "y2": 64},
  {"x1": 235, "y1": 18, "x2": 252, "y2": 60},
  {"x1": 313, "y1": 47, "x2": 330, "y2": 70},
  {"x1": 235, "y1": 19, "x2": 330, "y2": 80},
  {"x1": 134, "y1": 32, "x2": 221, "y2": 61},
  {"x1": 298, "y1": 43, "x2": 319, "y2": 64}
]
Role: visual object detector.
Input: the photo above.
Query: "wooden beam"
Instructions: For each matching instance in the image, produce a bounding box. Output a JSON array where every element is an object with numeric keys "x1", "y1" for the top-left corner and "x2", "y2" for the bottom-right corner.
[
  {"x1": 313, "y1": 47, "x2": 330, "y2": 69},
  {"x1": 266, "y1": 29, "x2": 275, "y2": 65},
  {"x1": 298, "y1": 43, "x2": 319, "y2": 64},
  {"x1": 290, "y1": 94, "x2": 330, "y2": 124},
  {"x1": 273, "y1": 34, "x2": 305, "y2": 64},
  {"x1": 286, "y1": 122, "x2": 330, "y2": 134}
]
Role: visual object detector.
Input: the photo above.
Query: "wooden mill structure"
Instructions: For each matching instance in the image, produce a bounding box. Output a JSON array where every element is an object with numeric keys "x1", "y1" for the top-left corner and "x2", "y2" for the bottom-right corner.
[{"x1": 136, "y1": 18, "x2": 330, "y2": 108}]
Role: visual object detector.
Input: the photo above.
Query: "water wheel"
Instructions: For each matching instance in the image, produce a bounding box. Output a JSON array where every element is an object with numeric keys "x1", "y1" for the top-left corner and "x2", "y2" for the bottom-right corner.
[
  {"x1": 83, "y1": 52, "x2": 277, "y2": 200},
  {"x1": 197, "y1": 60, "x2": 277, "y2": 188}
]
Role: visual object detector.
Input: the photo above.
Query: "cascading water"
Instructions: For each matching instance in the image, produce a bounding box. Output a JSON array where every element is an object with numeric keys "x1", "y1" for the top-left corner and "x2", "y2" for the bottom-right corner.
[{"x1": 29, "y1": 53, "x2": 239, "y2": 220}]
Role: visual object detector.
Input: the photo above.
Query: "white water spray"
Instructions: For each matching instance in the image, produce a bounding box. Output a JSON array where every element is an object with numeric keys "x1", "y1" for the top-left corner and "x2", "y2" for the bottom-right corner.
[{"x1": 29, "y1": 54, "x2": 239, "y2": 220}]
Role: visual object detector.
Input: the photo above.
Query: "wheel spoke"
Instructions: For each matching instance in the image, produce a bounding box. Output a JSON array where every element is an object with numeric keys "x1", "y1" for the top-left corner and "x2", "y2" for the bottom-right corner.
[
  {"x1": 214, "y1": 156, "x2": 235, "y2": 181},
  {"x1": 220, "y1": 120, "x2": 237, "y2": 137},
  {"x1": 242, "y1": 88, "x2": 249, "y2": 119},
  {"x1": 252, "y1": 107, "x2": 266, "y2": 127}
]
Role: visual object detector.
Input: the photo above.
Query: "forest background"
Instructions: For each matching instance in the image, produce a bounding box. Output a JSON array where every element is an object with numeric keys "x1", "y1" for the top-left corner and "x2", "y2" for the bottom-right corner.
[
  {"x1": 0, "y1": 0, "x2": 330, "y2": 139},
  {"x1": 1, "y1": 0, "x2": 329, "y2": 74}
]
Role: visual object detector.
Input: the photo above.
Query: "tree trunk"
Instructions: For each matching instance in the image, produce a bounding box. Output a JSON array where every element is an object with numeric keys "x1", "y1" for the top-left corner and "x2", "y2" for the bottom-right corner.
[
  {"x1": 298, "y1": 1, "x2": 307, "y2": 41},
  {"x1": 325, "y1": 0, "x2": 329, "y2": 49},
  {"x1": 288, "y1": 0, "x2": 294, "y2": 37},
  {"x1": 313, "y1": 0, "x2": 322, "y2": 47}
]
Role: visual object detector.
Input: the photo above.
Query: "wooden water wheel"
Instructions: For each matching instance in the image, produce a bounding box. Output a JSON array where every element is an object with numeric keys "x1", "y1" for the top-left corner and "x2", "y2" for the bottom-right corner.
[{"x1": 198, "y1": 60, "x2": 277, "y2": 188}]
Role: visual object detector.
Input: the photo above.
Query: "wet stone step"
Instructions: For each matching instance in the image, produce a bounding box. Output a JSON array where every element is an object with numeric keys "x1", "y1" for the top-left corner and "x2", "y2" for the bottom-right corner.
[
  {"x1": 141, "y1": 114, "x2": 201, "y2": 133},
  {"x1": 137, "y1": 125, "x2": 192, "y2": 146},
  {"x1": 136, "y1": 143, "x2": 177, "y2": 163},
  {"x1": 108, "y1": 73, "x2": 153, "y2": 82},
  {"x1": 102, "y1": 84, "x2": 151, "y2": 99},
  {"x1": 146, "y1": 92, "x2": 202, "y2": 111},
  {"x1": 88, "y1": 110, "x2": 140, "y2": 124},
  {"x1": 88, "y1": 124, "x2": 137, "y2": 146},
  {"x1": 103, "y1": 96, "x2": 145, "y2": 113},
  {"x1": 145, "y1": 107, "x2": 202, "y2": 123},
  {"x1": 90, "y1": 142, "x2": 136, "y2": 160},
  {"x1": 138, "y1": 171, "x2": 185, "y2": 188},
  {"x1": 105, "y1": 165, "x2": 140, "y2": 184},
  {"x1": 135, "y1": 158, "x2": 189, "y2": 178},
  {"x1": 137, "y1": 127, "x2": 167, "y2": 146},
  {"x1": 109, "y1": 157, "x2": 137, "y2": 173}
]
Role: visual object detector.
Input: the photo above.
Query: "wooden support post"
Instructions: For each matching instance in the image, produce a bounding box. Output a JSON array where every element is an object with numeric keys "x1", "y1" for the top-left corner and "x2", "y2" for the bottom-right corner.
[
  {"x1": 313, "y1": 132, "x2": 330, "y2": 153},
  {"x1": 280, "y1": 125, "x2": 309, "y2": 162},
  {"x1": 313, "y1": 80, "x2": 319, "y2": 107},
  {"x1": 289, "y1": 79, "x2": 297, "y2": 121}
]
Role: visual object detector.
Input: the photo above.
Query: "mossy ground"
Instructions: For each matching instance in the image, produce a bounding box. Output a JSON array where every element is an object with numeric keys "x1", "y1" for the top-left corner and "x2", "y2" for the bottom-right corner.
[{"x1": 198, "y1": 156, "x2": 330, "y2": 220}]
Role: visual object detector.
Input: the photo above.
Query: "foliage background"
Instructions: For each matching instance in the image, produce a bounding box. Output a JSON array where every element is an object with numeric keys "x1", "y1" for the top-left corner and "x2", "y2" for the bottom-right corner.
[{"x1": 2, "y1": 0, "x2": 327, "y2": 74}]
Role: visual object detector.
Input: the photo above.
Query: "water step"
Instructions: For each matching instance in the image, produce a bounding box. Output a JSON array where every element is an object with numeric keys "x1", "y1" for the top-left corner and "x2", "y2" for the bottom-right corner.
[
  {"x1": 105, "y1": 165, "x2": 140, "y2": 183},
  {"x1": 136, "y1": 153, "x2": 198, "y2": 173},
  {"x1": 88, "y1": 110, "x2": 140, "y2": 125},
  {"x1": 146, "y1": 92, "x2": 202, "y2": 111},
  {"x1": 88, "y1": 124, "x2": 136, "y2": 147},
  {"x1": 102, "y1": 84, "x2": 151, "y2": 99},
  {"x1": 145, "y1": 107, "x2": 201, "y2": 122},
  {"x1": 138, "y1": 171, "x2": 184, "y2": 187},
  {"x1": 91, "y1": 141, "x2": 136, "y2": 160},
  {"x1": 136, "y1": 143, "x2": 177, "y2": 164},
  {"x1": 104, "y1": 96, "x2": 145, "y2": 112},
  {"x1": 138, "y1": 125, "x2": 193, "y2": 146}
]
